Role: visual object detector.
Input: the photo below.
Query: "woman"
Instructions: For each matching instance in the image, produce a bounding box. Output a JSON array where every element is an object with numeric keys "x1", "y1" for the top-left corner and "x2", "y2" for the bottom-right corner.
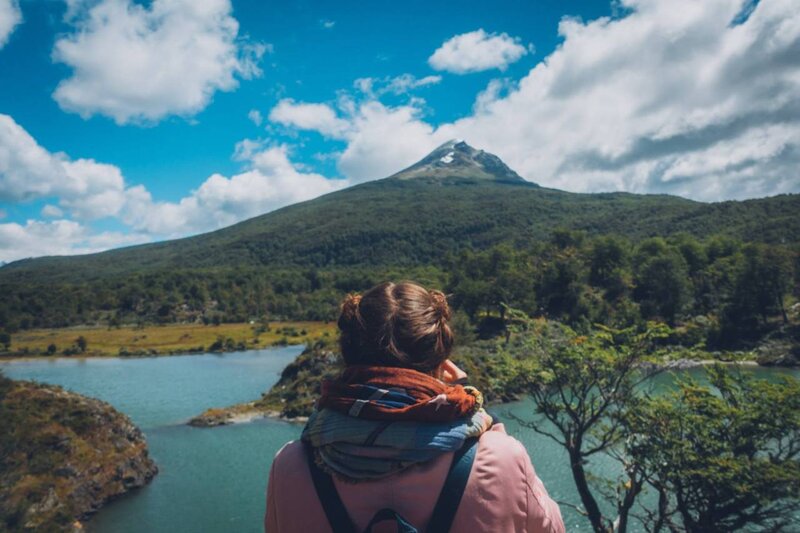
[{"x1": 265, "y1": 281, "x2": 564, "y2": 533}]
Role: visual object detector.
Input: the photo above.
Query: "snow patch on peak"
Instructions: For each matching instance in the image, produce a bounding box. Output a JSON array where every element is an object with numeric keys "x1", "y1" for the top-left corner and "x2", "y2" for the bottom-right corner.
[{"x1": 440, "y1": 152, "x2": 455, "y2": 164}]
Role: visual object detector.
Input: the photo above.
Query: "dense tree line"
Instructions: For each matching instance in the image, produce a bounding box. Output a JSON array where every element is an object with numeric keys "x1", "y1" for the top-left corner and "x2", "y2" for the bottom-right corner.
[
  {"x1": 0, "y1": 265, "x2": 445, "y2": 332},
  {"x1": 0, "y1": 231, "x2": 796, "y2": 354},
  {"x1": 446, "y1": 231, "x2": 798, "y2": 349}
]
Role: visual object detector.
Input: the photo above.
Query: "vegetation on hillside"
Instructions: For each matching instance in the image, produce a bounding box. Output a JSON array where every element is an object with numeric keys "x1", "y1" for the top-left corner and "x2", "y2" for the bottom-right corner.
[
  {"x1": 1, "y1": 231, "x2": 797, "y2": 363},
  {"x1": 0, "y1": 176, "x2": 797, "y2": 335},
  {"x1": 446, "y1": 231, "x2": 799, "y2": 357},
  {"x1": 0, "y1": 373, "x2": 157, "y2": 531}
]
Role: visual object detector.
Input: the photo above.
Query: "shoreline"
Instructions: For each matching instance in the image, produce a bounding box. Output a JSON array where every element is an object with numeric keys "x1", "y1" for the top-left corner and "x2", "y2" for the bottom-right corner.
[
  {"x1": 0, "y1": 343, "x2": 308, "y2": 363},
  {"x1": 187, "y1": 357, "x2": 792, "y2": 430},
  {"x1": 1, "y1": 320, "x2": 336, "y2": 360},
  {"x1": 188, "y1": 402, "x2": 309, "y2": 427}
]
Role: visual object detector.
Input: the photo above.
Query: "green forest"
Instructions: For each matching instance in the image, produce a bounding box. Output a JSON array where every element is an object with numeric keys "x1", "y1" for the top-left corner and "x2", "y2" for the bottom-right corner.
[
  {"x1": 2, "y1": 230, "x2": 797, "y2": 361},
  {"x1": 1, "y1": 174, "x2": 798, "y2": 359}
]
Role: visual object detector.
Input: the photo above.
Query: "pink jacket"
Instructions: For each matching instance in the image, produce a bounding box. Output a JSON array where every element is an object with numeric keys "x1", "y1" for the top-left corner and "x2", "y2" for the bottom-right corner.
[{"x1": 265, "y1": 423, "x2": 565, "y2": 533}]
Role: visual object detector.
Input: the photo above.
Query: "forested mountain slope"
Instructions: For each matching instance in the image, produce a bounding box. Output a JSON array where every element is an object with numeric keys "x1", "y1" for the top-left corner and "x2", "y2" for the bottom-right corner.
[
  {"x1": 0, "y1": 141, "x2": 797, "y2": 331},
  {"x1": 1, "y1": 141, "x2": 797, "y2": 285}
]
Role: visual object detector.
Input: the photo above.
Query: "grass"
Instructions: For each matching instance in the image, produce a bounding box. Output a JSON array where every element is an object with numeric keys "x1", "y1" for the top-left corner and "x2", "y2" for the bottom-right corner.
[{"x1": 5, "y1": 321, "x2": 337, "y2": 357}]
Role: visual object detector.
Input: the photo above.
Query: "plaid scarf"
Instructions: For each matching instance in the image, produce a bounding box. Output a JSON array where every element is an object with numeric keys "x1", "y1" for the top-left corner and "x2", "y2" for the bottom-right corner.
[
  {"x1": 301, "y1": 365, "x2": 493, "y2": 480},
  {"x1": 317, "y1": 365, "x2": 484, "y2": 422}
]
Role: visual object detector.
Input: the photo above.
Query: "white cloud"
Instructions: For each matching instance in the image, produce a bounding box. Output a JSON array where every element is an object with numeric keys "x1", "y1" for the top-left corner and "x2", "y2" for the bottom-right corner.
[
  {"x1": 268, "y1": 97, "x2": 444, "y2": 182},
  {"x1": 0, "y1": 114, "x2": 128, "y2": 219},
  {"x1": 0, "y1": 115, "x2": 65, "y2": 201},
  {"x1": 354, "y1": 74, "x2": 442, "y2": 97},
  {"x1": 428, "y1": 29, "x2": 530, "y2": 74},
  {"x1": 0, "y1": 113, "x2": 349, "y2": 259},
  {"x1": 320, "y1": 19, "x2": 335, "y2": 29},
  {"x1": 337, "y1": 102, "x2": 442, "y2": 182},
  {"x1": 248, "y1": 109, "x2": 263, "y2": 126},
  {"x1": 439, "y1": 0, "x2": 800, "y2": 200},
  {"x1": 280, "y1": 0, "x2": 800, "y2": 201},
  {"x1": 41, "y1": 205, "x2": 64, "y2": 218},
  {"x1": 52, "y1": 0, "x2": 265, "y2": 124},
  {"x1": 269, "y1": 99, "x2": 351, "y2": 139},
  {"x1": 122, "y1": 144, "x2": 348, "y2": 236},
  {"x1": 0, "y1": 0, "x2": 20, "y2": 49},
  {"x1": 0, "y1": 219, "x2": 149, "y2": 263}
]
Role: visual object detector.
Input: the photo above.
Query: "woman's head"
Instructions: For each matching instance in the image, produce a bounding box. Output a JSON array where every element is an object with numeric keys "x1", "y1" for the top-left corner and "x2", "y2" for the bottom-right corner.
[{"x1": 337, "y1": 281, "x2": 454, "y2": 373}]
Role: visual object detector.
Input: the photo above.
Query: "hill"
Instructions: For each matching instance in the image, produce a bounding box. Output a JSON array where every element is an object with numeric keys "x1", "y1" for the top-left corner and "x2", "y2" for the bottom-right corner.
[
  {"x1": 0, "y1": 141, "x2": 797, "y2": 330},
  {"x1": 0, "y1": 374, "x2": 157, "y2": 531}
]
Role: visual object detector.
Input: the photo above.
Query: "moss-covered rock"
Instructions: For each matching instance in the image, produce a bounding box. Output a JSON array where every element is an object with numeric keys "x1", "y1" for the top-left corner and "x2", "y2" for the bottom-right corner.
[{"x1": 0, "y1": 374, "x2": 158, "y2": 531}]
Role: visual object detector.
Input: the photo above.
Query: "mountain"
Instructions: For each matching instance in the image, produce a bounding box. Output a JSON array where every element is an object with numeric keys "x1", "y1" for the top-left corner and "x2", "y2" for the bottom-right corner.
[
  {"x1": 2, "y1": 142, "x2": 798, "y2": 287},
  {"x1": 388, "y1": 139, "x2": 527, "y2": 183},
  {"x1": 2, "y1": 142, "x2": 798, "y2": 284}
]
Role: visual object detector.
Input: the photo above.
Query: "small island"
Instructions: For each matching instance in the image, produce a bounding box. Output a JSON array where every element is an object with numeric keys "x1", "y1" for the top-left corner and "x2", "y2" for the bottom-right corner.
[{"x1": 0, "y1": 374, "x2": 158, "y2": 532}]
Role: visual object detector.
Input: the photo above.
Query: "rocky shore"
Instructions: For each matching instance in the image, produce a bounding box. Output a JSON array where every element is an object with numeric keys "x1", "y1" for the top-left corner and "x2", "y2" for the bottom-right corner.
[
  {"x1": 0, "y1": 375, "x2": 158, "y2": 531},
  {"x1": 188, "y1": 340, "x2": 339, "y2": 427}
]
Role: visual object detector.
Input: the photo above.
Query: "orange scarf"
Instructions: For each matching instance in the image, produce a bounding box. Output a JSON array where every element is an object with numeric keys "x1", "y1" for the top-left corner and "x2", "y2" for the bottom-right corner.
[{"x1": 318, "y1": 365, "x2": 483, "y2": 422}]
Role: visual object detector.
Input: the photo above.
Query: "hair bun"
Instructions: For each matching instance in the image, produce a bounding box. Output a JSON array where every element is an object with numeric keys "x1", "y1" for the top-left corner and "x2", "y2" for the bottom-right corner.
[
  {"x1": 341, "y1": 293, "x2": 363, "y2": 323},
  {"x1": 429, "y1": 290, "x2": 451, "y2": 321}
]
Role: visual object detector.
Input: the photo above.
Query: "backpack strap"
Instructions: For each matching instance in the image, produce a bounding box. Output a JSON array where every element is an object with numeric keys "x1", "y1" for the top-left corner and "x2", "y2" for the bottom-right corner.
[
  {"x1": 426, "y1": 437, "x2": 479, "y2": 533},
  {"x1": 304, "y1": 443, "x2": 358, "y2": 533},
  {"x1": 304, "y1": 437, "x2": 479, "y2": 533},
  {"x1": 362, "y1": 509, "x2": 418, "y2": 533}
]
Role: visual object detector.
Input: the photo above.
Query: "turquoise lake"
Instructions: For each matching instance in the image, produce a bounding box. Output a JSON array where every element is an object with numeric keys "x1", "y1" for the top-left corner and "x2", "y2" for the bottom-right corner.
[{"x1": 2, "y1": 349, "x2": 798, "y2": 532}]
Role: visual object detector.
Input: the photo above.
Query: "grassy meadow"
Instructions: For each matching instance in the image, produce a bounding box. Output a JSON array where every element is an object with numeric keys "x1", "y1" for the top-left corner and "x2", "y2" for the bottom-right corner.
[{"x1": 4, "y1": 321, "x2": 337, "y2": 358}]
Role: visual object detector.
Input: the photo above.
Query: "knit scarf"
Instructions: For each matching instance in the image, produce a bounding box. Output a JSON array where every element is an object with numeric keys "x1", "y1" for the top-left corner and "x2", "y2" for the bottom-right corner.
[{"x1": 301, "y1": 366, "x2": 493, "y2": 480}]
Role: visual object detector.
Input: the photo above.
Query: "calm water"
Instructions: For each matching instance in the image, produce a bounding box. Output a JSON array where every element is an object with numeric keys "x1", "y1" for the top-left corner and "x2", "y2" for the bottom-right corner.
[{"x1": 2, "y1": 351, "x2": 798, "y2": 532}]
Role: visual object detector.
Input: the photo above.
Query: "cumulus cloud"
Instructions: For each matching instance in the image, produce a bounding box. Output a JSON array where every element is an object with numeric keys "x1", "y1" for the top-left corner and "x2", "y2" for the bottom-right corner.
[
  {"x1": 121, "y1": 144, "x2": 348, "y2": 236},
  {"x1": 279, "y1": 0, "x2": 800, "y2": 201},
  {"x1": 52, "y1": 0, "x2": 265, "y2": 124},
  {"x1": 336, "y1": 102, "x2": 442, "y2": 182},
  {"x1": 439, "y1": 0, "x2": 800, "y2": 200},
  {"x1": 0, "y1": 114, "x2": 128, "y2": 219},
  {"x1": 269, "y1": 99, "x2": 351, "y2": 139},
  {"x1": 0, "y1": 219, "x2": 149, "y2": 263},
  {"x1": 1, "y1": 114, "x2": 348, "y2": 260},
  {"x1": 0, "y1": 0, "x2": 20, "y2": 49},
  {"x1": 428, "y1": 29, "x2": 530, "y2": 74},
  {"x1": 269, "y1": 97, "x2": 445, "y2": 182}
]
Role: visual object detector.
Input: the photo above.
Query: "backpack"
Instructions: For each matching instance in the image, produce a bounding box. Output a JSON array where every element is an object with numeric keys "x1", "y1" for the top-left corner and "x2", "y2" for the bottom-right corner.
[{"x1": 304, "y1": 437, "x2": 479, "y2": 533}]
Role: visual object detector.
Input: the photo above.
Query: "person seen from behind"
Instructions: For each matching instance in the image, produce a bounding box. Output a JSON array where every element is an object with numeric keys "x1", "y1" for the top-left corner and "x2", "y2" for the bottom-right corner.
[{"x1": 265, "y1": 281, "x2": 565, "y2": 532}]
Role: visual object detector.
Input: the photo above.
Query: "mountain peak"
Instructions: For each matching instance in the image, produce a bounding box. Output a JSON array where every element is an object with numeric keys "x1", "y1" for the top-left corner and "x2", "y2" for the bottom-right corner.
[{"x1": 387, "y1": 140, "x2": 529, "y2": 183}]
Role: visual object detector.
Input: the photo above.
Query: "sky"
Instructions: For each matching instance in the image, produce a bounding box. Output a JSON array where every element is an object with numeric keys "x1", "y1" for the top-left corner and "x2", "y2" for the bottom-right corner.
[{"x1": 0, "y1": 0, "x2": 798, "y2": 263}]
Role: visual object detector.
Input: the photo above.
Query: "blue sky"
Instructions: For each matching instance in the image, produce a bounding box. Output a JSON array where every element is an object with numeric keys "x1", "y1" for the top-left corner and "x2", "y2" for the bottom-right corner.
[{"x1": 0, "y1": 0, "x2": 798, "y2": 262}]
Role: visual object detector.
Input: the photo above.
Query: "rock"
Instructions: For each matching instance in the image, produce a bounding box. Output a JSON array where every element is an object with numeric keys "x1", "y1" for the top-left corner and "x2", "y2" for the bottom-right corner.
[
  {"x1": 0, "y1": 375, "x2": 158, "y2": 532},
  {"x1": 755, "y1": 324, "x2": 800, "y2": 367}
]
